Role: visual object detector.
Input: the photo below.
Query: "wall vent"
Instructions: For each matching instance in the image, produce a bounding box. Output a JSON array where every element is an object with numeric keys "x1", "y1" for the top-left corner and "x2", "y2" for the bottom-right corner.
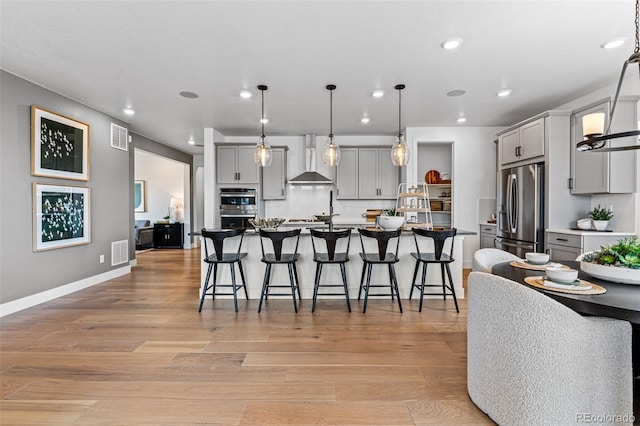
[
  {"x1": 110, "y1": 123, "x2": 128, "y2": 151},
  {"x1": 111, "y1": 240, "x2": 129, "y2": 266}
]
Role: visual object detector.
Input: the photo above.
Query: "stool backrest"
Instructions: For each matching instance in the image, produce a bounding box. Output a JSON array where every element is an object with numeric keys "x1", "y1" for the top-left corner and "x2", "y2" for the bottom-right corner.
[
  {"x1": 259, "y1": 228, "x2": 301, "y2": 261},
  {"x1": 310, "y1": 228, "x2": 351, "y2": 261},
  {"x1": 412, "y1": 228, "x2": 456, "y2": 260},
  {"x1": 201, "y1": 228, "x2": 246, "y2": 260},
  {"x1": 358, "y1": 227, "x2": 401, "y2": 260}
]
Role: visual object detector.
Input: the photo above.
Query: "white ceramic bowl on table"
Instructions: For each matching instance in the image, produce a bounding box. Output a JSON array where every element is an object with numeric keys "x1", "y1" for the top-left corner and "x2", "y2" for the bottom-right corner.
[
  {"x1": 545, "y1": 267, "x2": 579, "y2": 284},
  {"x1": 377, "y1": 216, "x2": 405, "y2": 230},
  {"x1": 525, "y1": 252, "x2": 550, "y2": 265}
]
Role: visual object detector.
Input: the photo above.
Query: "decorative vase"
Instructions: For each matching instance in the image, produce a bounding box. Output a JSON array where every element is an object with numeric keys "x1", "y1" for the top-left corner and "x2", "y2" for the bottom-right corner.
[{"x1": 592, "y1": 220, "x2": 609, "y2": 231}]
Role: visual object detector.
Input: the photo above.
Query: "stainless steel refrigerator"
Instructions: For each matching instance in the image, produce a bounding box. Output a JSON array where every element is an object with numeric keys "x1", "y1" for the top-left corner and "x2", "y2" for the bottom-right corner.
[{"x1": 495, "y1": 163, "x2": 545, "y2": 258}]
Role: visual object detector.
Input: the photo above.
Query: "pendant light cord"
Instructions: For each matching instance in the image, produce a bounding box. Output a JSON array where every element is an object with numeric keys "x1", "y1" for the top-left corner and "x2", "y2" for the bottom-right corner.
[
  {"x1": 635, "y1": 0, "x2": 639, "y2": 54},
  {"x1": 398, "y1": 89, "x2": 402, "y2": 138},
  {"x1": 329, "y1": 88, "x2": 334, "y2": 139},
  {"x1": 261, "y1": 88, "x2": 265, "y2": 139}
]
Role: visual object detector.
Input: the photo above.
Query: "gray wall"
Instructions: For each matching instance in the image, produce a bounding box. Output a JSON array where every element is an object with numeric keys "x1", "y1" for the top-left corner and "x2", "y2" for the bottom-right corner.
[{"x1": 0, "y1": 70, "x2": 131, "y2": 304}]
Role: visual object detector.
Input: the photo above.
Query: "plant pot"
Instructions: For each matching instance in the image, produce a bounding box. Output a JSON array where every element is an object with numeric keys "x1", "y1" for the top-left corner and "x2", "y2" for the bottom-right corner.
[
  {"x1": 592, "y1": 220, "x2": 609, "y2": 231},
  {"x1": 377, "y1": 216, "x2": 405, "y2": 230}
]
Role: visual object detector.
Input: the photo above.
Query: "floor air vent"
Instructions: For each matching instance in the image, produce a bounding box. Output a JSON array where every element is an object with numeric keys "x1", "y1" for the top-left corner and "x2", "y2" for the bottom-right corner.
[
  {"x1": 111, "y1": 123, "x2": 129, "y2": 151},
  {"x1": 111, "y1": 240, "x2": 129, "y2": 266}
]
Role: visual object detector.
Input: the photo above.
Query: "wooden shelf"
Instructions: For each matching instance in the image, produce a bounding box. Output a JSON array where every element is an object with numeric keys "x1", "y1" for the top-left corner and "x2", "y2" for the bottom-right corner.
[
  {"x1": 397, "y1": 207, "x2": 429, "y2": 213},
  {"x1": 398, "y1": 192, "x2": 427, "y2": 197}
]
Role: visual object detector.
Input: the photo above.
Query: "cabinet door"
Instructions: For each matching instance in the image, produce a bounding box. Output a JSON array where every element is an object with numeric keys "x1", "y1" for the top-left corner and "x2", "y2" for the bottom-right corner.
[
  {"x1": 262, "y1": 148, "x2": 286, "y2": 200},
  {"x1": 547, "y1": 243, "x2": 581, "y2": 261},
  {"x1": 499, "y1": 129, "x2": 520, "y2": 165},
  {"x1": 520, "y1": 118, "x2": 544, "y2": 160},
  {"x1": 217, "y1": 146, "x2": 239, "y2": 183},
  {"x1": 237, "y1": 146, "x2": 259, "y2": 183},
  {"x1": 336, "y1": 148, "x2": 358, "y2": 199},
  {"x1": 480, "y1": 233, "x2": 496, "y2": 249},
  {"x1": 358, "y1": 148, "x2": 379, "y2": 199},
  {"x1": 377, "y1": 148, "x2": 398, "y2": 199}
]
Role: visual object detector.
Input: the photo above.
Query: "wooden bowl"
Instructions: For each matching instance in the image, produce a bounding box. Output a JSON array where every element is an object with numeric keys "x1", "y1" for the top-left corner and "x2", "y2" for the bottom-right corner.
[{"x1": 425, "y1": 170, "x2": 440, "y2": 184}]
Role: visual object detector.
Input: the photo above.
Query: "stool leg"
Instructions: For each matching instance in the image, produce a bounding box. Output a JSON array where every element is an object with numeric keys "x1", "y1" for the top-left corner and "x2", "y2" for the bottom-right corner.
[
  {"x1": 419, "y1": 261, "x2": 428, "y2": 312},
  {"x1": 363, "y1": 263, "x2": 373, "y2": 313},
  {"x1": 390, "y1": 264, "x2": 403, "y2": 313},
  {"x1": 287, "y1": 263, "x2": 298, "y2": 313},
  {"x1": 340, "y1": 263, "x2": 351, "y2": 313},
  {"x1": 312, "y1": 263, "x2": 321, "y2": 313},
  {"x1": 238, "y1": 260, "x2": 249, "y2": 300},
  {"x1": 230, "y1": 263, "x2": 239, "y2": 313},
  {"x1": 258, "y1": 263, "x2": 271, "y2": 313},
  {"x1": 358, "y1": 261, "x2": 367, "y2": 301},
  {"x1": 293, "y1": 263, "x2": 302, "y2": 301},
  {"x1": 445, "y1": 263, "x2": 459, "y2": 313},
  {"x1": 409, "y1": 259, "x2": 420, "y2": 300},
  {"x1": 198, "y1": 263, "x2": 213, "y2": 312}
]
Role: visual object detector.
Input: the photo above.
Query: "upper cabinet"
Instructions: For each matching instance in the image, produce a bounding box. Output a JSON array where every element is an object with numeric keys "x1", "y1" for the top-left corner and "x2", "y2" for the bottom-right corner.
[
  {"x1": 217, "y1": 145, "x2": 259, "y2": 184},
  {"x1": 570, "y1": 97, "x2": 638, "y2": 194},
  {"x1": 261, "y1": 147, "x2": 287, "y2": 200},
  {"x1": 499, "y1": 117, "x2": 544, "y2": 166},
  {"x1": 335, "y1": 147, "x2": 399, "y2": 200}
]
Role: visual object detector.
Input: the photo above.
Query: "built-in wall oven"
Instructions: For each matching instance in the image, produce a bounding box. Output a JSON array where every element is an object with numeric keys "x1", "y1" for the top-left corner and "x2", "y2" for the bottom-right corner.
[{"x1": 219, "y1": 188, "x2": 257, "y2": 229}]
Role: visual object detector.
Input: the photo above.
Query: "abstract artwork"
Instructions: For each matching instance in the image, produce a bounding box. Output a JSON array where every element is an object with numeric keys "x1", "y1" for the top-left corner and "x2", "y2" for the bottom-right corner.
[
  {"x1": 31, "y1": 106, "x2": 90, "y2": 181},
  {"x1": 134, "y1": 180, "x2": 146, "y2": 212},
  {"x1": 33, "y1": 183, "x2": 91, "y2": 251}
]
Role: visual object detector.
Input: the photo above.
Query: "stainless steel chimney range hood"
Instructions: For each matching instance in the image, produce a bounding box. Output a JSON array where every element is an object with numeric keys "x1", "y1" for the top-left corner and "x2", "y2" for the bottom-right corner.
[{"x1": 288, "y1": 134, "x2": 333, "y2": 185}]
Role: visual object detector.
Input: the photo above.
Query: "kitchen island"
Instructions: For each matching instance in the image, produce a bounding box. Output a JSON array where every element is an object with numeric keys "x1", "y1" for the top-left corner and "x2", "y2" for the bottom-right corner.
[{"x1": 198, "y1": 219, "x2": 474, "y2": 304}]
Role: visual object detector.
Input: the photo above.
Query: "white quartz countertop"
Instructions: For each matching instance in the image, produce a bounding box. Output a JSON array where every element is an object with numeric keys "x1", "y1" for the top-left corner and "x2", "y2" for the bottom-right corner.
[{"x1": 546, "y1": 228, "x2": 636, "y2": 237}]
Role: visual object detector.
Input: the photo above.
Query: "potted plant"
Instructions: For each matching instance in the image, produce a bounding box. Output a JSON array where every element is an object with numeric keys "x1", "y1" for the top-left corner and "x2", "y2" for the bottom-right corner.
[
  {"x1": 579, "y1": 237, "x2": 640, "y2": 284},
  {"x1": 588, "y1": 205, "x2": 613, "y2": 231},
  {"x1": 377, "y1": 208, "x2": 405, "y2": 229}
]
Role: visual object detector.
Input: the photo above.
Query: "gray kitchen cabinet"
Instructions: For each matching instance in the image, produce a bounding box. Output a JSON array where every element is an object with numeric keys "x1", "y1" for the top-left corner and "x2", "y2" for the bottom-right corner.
[
  {"x1": 546, "y1": 231, "x2": 633, "y2": 261},
  {"x1": 261, "y1": 147, "x2": 287, "y2": 200},
  {"x1": 216, "y1": 145, "x2": 259, "y2": 184},
  {"x1": 499, "y1": 117, "x2": 544, "y2": 166},
  {"x1": 336, "y1": 148, "x2": 358, "y2": 199},
  {"x1": 358, "y1": 148, "x2": 398, "y2": 199},
  {"x1": 570, "y1": 97, "x2": 637, "y2": 194},
  {"x1": 479, "y1": 223, "x2": 497, "y2": 249}
]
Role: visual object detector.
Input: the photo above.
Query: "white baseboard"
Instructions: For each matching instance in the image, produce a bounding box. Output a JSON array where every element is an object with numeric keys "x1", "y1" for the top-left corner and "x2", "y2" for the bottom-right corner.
[{"x1": 0, "y1": 266, "x2": 131, "y2": 317}]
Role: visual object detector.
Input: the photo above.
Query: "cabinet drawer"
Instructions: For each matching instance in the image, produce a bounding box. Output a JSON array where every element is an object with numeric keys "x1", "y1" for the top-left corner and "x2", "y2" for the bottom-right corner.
[
  {"x1": 480, "y1": 225, "x2": 496, "y2": 235},
  {"x1": 546, "y1": 232, "x2": 581, "y2": 248}
]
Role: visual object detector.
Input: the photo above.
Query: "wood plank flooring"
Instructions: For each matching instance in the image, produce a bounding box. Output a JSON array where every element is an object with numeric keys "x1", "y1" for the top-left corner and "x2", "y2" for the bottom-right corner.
[{"x1": 0, "y1": 248, "x2": 494, "y2": 425}]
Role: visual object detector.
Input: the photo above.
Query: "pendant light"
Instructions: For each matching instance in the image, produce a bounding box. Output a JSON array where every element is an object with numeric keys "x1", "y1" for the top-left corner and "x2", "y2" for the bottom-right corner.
[
  {"x1": 391, "y1": 84, "x2": 410, "y2": 166},
  {"x1": 576, "y1": 0, "x2": 640, "y2": 152},
  {"x1": 322, "y1": 84, "x2": 341, "y2": 167},
  {"x1": 253, "y1": 85, "x2": 273, "y2": 167}
]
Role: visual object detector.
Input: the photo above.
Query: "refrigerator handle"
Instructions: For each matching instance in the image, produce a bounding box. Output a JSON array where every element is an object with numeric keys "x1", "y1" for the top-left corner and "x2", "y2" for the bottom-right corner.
[
  {"x1": 506, "y1": 174, "x2": 512, "y2": 231},
  {"x1": 506, "y1": 173, "x2": 517, "y2": 233},
  {"x1": 511, "y1": 173, "x2": 518, "y2": 234}
]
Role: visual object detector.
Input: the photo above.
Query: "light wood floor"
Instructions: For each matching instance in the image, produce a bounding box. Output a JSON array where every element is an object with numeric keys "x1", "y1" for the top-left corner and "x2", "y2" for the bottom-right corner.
[{"x1": 0, "y1": 248, "x2": 493, "y2": 425}]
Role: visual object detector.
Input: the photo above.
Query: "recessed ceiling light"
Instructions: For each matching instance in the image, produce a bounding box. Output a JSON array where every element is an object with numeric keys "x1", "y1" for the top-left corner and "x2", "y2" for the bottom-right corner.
[
  {"x1": 260, "y1": 118, "x2": 269, "y2": 124},
  {"x1": 179, "y1": 91, "x2": 199, "y2": 99},
  {"x1": 457, "y1": 117, "x2": 467, "y2": 123},
  {"x1": 372, "y1": 90, "x2": 385, "y2": 98},
  {"x1": 447, "y1": 89, "x2": 466, "y2": 97},
  {"x1": 361, "y1": 117, "x2": 371, "y2": 124},
  {"x1": 240, "y1": 90, "x2": 252, "y2": 99},
  {"x1": 600, "y1": 38, "x2": 625, "y2": 49},
  {"x1": 188, "y1": 138, "x2": 195, "y2": 145},
  {"x1": 497, "y1": 89, "x2": 512, "y2": 97},
  {"x1": 441, "y1": 37, "x2": 463, "y2": 50},
  {"x1": 123, "y1": 107, "x2": 135, "y2": 116}
]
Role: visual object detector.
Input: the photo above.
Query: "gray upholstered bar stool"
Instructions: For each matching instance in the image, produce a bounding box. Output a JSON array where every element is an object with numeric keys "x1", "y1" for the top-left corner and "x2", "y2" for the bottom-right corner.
[
  {"x1": 310, "y1": 228, "x2": 352, "y2": 313},
  {"x1": 257, "y1": 228, "x2": 302, "y2": 313},
  {"x1": 357, "y1": 228, "x2": 403, "y2": 313},
  {"x1": 409, "y1": 228, "x2": 459, "y2": 312},
  {"x1": 198, "y1": 228, "x2": 248, "y2": 313}
]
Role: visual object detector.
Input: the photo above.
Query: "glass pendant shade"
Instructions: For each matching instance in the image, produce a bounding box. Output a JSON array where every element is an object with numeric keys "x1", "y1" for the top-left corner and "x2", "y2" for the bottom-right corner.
[
  {"x1": 323, "y1": 136, "x2": 340, "y2": 167},
  {"x1": 391, "y1": 135, "x2": 410, "y2": 166},
  {"x1": 254, "y1": 136, "x2": 273, "y2": 167},
  {"x1": 582, "y1": 113, "x2": 605, "y2": 138}
]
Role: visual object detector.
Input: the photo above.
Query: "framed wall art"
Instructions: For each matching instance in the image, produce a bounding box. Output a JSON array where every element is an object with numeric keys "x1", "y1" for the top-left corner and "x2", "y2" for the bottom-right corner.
[
  {"x1": 33, "y1": 183, "x2": 91, "y2": 251},
  {"x1": 31, "y1": 105, "x2": 90, "y2": 181},
  {"x1": 134, "y1": 180, "x2": 146, "y2": 212}
]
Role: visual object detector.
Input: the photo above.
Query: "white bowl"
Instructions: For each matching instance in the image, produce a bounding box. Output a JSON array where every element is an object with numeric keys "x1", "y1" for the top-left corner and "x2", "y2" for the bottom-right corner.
[
  {"x1": 576, "y1": 218, "x2": 592, "y2": 230},
  {"x1": 377, "y1": 216, "x2": 405, "y2": 230},
  {"x1": 545, "y1": 267, "x2": 578, "y2": 284},
  {"x1": 525, "y1": 252, "x2": 549, "y2": 265},
  {"x1": 579, "y1": 259, "x2": 640, "y2": 285}
]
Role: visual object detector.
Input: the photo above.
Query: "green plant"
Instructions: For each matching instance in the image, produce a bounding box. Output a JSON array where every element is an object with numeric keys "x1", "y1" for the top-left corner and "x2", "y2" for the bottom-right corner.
[
  {"x1": 582, "y1": 237, "x2": 640, "y2": 269},
  {"x1": 385, "y1": 208, "x2": 400, "y2": 216},
  {"x1": 588, "y1": 204, "x2": 613, "y2": 221},
  {"x1": 163, "y1": 214, "x2": 170, "y2": 220}
]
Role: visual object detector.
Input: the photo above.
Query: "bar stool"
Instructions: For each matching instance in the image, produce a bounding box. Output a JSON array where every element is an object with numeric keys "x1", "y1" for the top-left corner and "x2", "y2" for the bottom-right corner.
[
  {"x1": 310, "y1": 228, "x2": 352, "y2": 313},
  {"x1": 409, "y1": 228, "x2": 459, "y2": 313},
  {"x1": 357, "y1": 228, "x2": 403, "y2": 313},
  {"x1": 198, "y1": 228, "x2": 248, "y2": 313},
  {"x1": 257, "y1": 228, "x2": 302, "y2": 313}
]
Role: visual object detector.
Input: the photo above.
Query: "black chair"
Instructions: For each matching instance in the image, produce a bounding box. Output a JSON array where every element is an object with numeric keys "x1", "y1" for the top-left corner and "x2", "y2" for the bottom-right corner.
[
  {"x1": 258, "y1": 228, "x2": 302, "y2": 313},
  {"x1": 357, "y1": 228, "x2": 403, "y2": 313},
  {"x1": 310, "y1": 228, "x2": 352, "y2": 313},
  {"x1": 198, "y1": 228, "x2": 248, "y2": 313},
  {"x1": 409, "y1": 228, "x2": 459, "y2": 313}
]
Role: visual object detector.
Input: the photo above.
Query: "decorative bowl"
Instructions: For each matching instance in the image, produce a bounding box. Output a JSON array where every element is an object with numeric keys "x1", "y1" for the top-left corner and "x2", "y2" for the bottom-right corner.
[
  {"x1": 579, "y1": 260, "x2": 640, "y2": 285},
  {"x1": 576, "y1": 218, "x2": 592, "y2": 230},
  {"x1": 249, "y1": 218, "x2": 286, "y2": 229},
  {"x1": 545, "y1": 267, "x2": 578, "y2": 284},
  {"x1": 377, "y1": 215, "x2": 405, "y2": 230},
  {"x1": 525, "y1": 252, "x2": 550, "y2": 265}
]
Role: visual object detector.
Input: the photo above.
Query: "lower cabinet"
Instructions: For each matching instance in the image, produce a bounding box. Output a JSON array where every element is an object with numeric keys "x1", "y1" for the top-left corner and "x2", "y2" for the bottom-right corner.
[
  {"x1": 546, "y1": 231, "x2": 632, "y2": 261},
  {"x1": 479, "y1": 224, "x2": 497, "y2": 249},
  {"x1": 154, "y1": 223, "x2": 184, "y2": 249}
]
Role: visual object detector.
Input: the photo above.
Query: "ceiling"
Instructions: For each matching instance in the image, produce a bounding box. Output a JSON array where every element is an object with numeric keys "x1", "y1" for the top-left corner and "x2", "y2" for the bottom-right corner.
[{"x1": 1, "y1": 1, "x2": 636, "y2": 154}]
